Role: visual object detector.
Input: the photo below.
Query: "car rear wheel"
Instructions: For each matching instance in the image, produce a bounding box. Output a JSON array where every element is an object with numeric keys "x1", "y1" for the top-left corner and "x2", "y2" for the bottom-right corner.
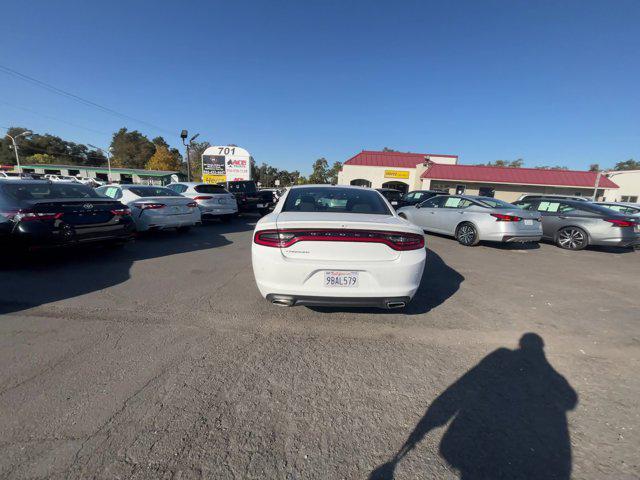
[
  {"x1": 556, "y1": 226, "x2": 588, "y2": 250},
  {"x1": 456, "y1": 222, "x2": 479, "y2": 246}
]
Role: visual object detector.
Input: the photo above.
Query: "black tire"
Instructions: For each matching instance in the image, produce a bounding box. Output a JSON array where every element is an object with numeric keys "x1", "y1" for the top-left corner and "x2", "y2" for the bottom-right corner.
[
  {"x1": 556, "y1": 226, "x2": 588, "y2": 250},
  {"x1": 176, "y1": 226, "x2": 191, "y2": 233},
  {"x1": 456, "y1": 222, "x2": 480, "y2": 246}
]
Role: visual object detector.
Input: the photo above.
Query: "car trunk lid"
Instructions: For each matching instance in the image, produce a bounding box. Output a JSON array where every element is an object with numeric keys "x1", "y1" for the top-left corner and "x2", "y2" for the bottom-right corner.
[
  {"x1": 273, "y1": 212, "x2": 421, "y2": 261},
  {"x1": 22, "y1": 198, "x2": 124, "y2": 225}
]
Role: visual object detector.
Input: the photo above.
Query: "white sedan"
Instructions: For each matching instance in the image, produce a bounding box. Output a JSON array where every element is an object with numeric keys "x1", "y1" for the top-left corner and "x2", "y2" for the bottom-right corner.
[
  {"x1": 96, "y1": 184, "x2": 201, "y2": 232},
  {"x1": 252, "y1": 185, "x2": 426, "y2": 309}
]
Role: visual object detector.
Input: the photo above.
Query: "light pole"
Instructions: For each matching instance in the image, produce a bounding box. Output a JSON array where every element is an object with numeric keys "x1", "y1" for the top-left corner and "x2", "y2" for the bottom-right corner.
[
  {"x1": 181, "y1": 130, "x2": 200, "y2": 182},
  {"x1": 6, "y1": 130, "x2": 32, "y2": 173},
  {"x1": 88, "y1": 144, "x2": 113, "y2": 182}
]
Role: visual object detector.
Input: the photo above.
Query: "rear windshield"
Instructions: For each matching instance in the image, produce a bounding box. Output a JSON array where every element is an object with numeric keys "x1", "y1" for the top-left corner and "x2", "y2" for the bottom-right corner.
[
  {"x1": 195, "y1": 184, "x2": 229, "y2": 194},
  {"x1": 378, "y1": 190, "x2": 403, "y2": 201},
  {"x1": 128, "y1": 187, "x2": 179, "y2": 197},
  {"x1": 282, "y1": 187, "x2": 392, "y2": 215},
  {"x1": 223, "y1": 181, "x2": 257, "y2": 194},
  {"x1": 475, "y1": 197, "x2": 518, "y2": 209},
  {"x1": 2, "y1": 182, "x2": 100, "y2": 200}
]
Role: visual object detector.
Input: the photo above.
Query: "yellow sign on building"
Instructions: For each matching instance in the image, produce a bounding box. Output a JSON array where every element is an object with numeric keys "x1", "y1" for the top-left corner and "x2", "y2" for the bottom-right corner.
[{"x1": 384, "y1": 170, "x2": 410, "y2": 179}]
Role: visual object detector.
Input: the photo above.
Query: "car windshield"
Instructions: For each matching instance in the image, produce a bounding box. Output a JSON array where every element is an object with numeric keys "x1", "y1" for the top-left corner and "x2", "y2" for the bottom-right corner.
[
  {"x1": 2, "y1": 182, "x2": 100, "y2": 200},
  {"x1": 195, "y1": 184, "x2": 229, "y2": 194},
  {"x1": 475, "y1": 197, "x2": 518, "y2": 209},
  {"x1": 282, "y1": 187, "x2": 392, "y2": 215},
  {"x1": 128, "y1": 187, "x2": 179, "y2": 197}
]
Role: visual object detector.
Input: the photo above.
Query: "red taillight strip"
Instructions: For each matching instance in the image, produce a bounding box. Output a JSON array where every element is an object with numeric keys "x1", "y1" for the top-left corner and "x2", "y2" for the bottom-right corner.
[
  {"x1": 111, "y1": 208, "x2": 131, "y2": 216},
  {"x1": 491, "y1": 213, "x2": 522, "y2": 222},
  {"x1": 604, "y1": 218, "x2": 637, "y2": 228},
  {"x1": 254, "y1": 229, "x2": 425, "y2": 251},
  {"x1": 2, "y1": 209, "x2": 63, "y2": 221}
]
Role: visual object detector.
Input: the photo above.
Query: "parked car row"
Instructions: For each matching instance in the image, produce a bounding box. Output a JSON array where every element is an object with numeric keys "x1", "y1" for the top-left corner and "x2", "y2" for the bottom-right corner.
[
  {"x1": 0, "y1": 179, "x2": 244, "y2": 250},
  {"x1": 396, "y1": 193, "x2": 640, "y2": 250}
]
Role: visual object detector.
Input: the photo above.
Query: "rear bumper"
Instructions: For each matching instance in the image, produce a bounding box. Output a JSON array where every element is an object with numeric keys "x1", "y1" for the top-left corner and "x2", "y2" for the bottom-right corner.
[
  {"x1": 252, "y1": 244, "x2": 426, "y2": 302},
  {"x1": 590, "y1": 234, "x2": 640, "y2": 248},
  {"x1": 266, "y1": 294, "x2": 410, "y2": 309},
  {"x1": 137, "y1": 210, "x2": 201, "y2": 231},
  {"x1": 502, "y1": 234, "x2": 542, "y2": 243},
  {"x1": 11, "y1": 221, "x2": 135, "y2": 248}
]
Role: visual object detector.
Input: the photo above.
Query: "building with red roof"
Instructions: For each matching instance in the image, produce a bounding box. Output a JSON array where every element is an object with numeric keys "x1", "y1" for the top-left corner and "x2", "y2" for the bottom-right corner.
[{"x1": 338, "y1": 150, "x2": 619, "y2": 201}]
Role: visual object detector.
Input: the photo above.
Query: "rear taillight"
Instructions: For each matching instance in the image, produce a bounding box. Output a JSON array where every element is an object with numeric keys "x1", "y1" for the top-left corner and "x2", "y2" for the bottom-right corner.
[
  {"x1": 134, "y1": 203, "x2": 165, "y2": 210},
  {"x1": 604, "y1": 218, "x2": 637, "y2": 228},
  {"x1": 110, "y1": 208, "x2": 131, "y2": 216},
  {"x1": 193, "y1": 196, "x2": 212, "y2": 200},
  {"x1": 491, "y1": 213, "x2": 522, "y2": 222},
  {"x1": 186, "y1": 202, "x2": 198, "y2": 208},
  {"x1": 253, "y1": 229, "x2": 425, "y2": 251},
  {"x1": 2, "y1": 209, "x2": 63, "y2": 222}
]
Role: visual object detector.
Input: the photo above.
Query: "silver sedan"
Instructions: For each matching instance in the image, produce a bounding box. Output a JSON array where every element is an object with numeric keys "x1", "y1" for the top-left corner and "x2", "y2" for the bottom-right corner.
[{"x1": 398, "y1": 195, "x2": 542, "y2": 246}]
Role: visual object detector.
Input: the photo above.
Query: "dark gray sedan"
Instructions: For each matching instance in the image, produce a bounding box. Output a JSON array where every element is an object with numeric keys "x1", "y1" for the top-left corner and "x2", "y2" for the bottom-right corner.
[{"x1": 513, "y1": 198, "x2": 640, "y2": 250}]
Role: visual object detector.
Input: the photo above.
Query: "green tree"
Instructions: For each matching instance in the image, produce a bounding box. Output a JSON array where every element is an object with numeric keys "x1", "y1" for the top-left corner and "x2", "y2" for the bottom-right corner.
[
  {"x1": 309, "y1": 157, "x2": 329, "y2": 184},
  {"x1": 613, "y1": 159, "x2": 640, "y2": 171},
  {"x1": 589, "y1": 164, "x2": 600, "y2": 172},
  {"x1": 185, "y1": 141, "x2": 210, "y2": 181},
  {"x1": 328, "y1": 161, "x2": 342, "y2": 184},
  {"x1": 25, "y1": 153, "x2": 58, "y2": 164},
  {"x1": 145, "y1": 145, "x2": 182, "y2": 171},
  {"x1": 483, "y1": 159, "x2": 524, "y2": 168},
  {"x1": 110, "y1": 128, "x2": 155, "y2": 169},
  {"x1": 534, "y1": 165, "x2": 568, "y2": 170}
]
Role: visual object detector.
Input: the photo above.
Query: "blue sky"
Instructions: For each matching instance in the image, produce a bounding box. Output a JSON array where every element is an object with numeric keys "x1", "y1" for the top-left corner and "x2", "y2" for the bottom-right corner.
[{"x1": 1, "y1": 0, "x2": 638, "y2": 173}]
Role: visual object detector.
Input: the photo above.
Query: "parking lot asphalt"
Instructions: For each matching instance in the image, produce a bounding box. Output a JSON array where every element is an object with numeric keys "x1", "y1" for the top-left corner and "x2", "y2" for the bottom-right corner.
[{"x1": 1, "y1": 217, "x2": 639, "y2": 480}]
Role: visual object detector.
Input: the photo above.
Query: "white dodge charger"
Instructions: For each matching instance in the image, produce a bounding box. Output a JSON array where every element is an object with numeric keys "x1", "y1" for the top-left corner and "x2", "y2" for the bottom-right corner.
[{"x1": 251, "y1": 185, "x2": 427, "y2": 309}]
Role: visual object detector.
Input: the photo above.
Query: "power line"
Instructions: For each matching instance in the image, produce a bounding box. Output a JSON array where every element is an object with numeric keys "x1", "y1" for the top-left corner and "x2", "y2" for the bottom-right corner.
[
  {"x1": 0, "y1": 99, "x2": 111, "y2": 135},
  {"x1": 0, "y1": 64, "x2": 175, "y2": 136}
]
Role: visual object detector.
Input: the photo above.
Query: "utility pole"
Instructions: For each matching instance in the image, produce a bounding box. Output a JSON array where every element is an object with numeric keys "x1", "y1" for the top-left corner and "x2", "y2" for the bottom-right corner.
[
  {"x1": 6, "y1": 130, "x2": 32, "y2": 174},
  {"x1": 592, "y1": 170, "x2": 603, "y2": 201},
  {"x1": 88, "y1": 144, "x2": 114, "y2": 182},
  {"x1": 180, "y1": 130, "x2": 200, "y2": 182}
]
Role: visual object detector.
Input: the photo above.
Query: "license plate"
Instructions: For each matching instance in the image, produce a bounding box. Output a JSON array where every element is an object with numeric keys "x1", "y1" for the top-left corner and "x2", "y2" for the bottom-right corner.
[
  {"x1": 524, "y1": 219, "x2": 533, "y2": 225},
  {"x1": 324, "y1": 271, "x2": 359, "y2": 287}
]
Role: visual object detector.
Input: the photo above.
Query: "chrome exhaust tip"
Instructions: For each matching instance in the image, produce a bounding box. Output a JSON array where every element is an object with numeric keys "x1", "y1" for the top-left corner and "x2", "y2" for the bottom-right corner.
[
  {"x1": 271, "y1": 296, "x2": 294, "y2": 307},
  {"x1": 386, "y1": 301, "x2": 406, "y2": 309}
]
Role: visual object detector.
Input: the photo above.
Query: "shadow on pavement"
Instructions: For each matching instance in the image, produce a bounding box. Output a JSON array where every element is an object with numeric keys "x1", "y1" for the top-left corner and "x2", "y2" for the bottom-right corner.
[
  {"x1": 426, "y1": 231, "x2": 541, "y2": 250},
  {"x1": 0, "y1": 218, "x2": 255, "y2": 315},
  {"x1": 309, "y1": 248, "x2": 464, "y2": 316},
  {"x1": 369, "y1": 333, "x2": 578, "y2": 480}
]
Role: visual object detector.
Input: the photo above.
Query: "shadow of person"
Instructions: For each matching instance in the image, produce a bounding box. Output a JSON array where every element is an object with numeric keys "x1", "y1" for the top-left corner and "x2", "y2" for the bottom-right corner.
[{"x1": 370, "y1": 333, "x2": 578, "y2": 480}]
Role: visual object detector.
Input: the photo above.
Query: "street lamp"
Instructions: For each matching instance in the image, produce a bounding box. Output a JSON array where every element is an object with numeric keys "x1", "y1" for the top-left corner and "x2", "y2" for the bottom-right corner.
[
  {"x1": 6, "y1": 130, "x2": 32, "y2": 174},
  {"x1": 88, "y1": 144, "x2": 113, "y2": 182},
  {"x1": 181, "y1": 130, "x2": 200, "y2": 182}
]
